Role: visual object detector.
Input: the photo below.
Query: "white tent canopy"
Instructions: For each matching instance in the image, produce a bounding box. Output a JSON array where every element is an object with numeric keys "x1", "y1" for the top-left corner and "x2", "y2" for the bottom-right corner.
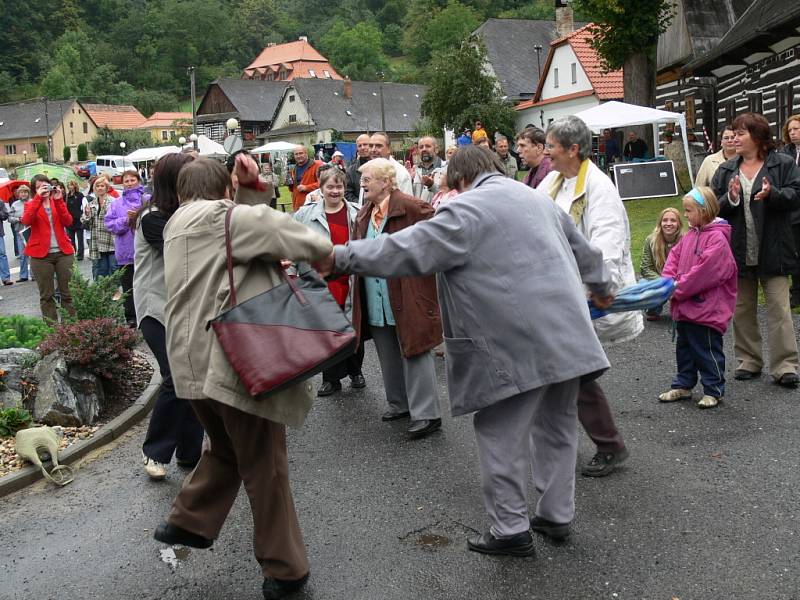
[
  {"x1": 572, "y1": 101, "x2": 694, "y2": 184},
  {"x1": 181, "y1": 134, "x2": 228, "y2": 159},
  {"x1": 126, "y1": 145, "x2": 181, "y2": 163},
  {"x1": 250, "y1": 141, "x2": 297, "y2": 153}
]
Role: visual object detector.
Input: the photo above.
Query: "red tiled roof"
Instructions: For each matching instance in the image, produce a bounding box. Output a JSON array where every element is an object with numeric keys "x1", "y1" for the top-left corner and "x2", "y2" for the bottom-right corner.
[
  {"x1": 515, "y1": 90, "x2": 595, "y2": 110},
  {"x1": 83, "y1": 104, "x2": 147, "y2": 129},
  {"x1": 137, "y1": 112, "x2": 192, "y2": 128},
  {"x1": 243, "y1": 40, "x2": 342, "y2": 80},
  {"x1": 559, "y1": 24, "x2": 623, "y2": 100}
]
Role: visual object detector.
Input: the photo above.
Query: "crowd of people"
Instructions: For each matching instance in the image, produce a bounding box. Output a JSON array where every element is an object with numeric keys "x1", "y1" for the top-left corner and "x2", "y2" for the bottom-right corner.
[{"x1": 1, "y1": 109, "x2": 800, "y2": 599}]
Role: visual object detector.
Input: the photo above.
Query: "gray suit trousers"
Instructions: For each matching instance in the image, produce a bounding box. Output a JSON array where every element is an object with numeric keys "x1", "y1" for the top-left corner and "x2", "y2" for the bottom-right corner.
[
  {"x1": 473, "y1": 378, "x2": 580, "y2": 537},
  {"x1": 370, "y1": 325, "x2": 441, "y2": 421}
]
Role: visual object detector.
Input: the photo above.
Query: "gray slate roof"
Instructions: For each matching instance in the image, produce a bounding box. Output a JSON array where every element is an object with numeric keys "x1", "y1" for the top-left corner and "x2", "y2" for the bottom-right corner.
[
  {"x1": 208, "y1": 78, "x2": 289, "y2": 121},
  {"x1": 286, "y1": 79, "x2": 426, "y2": 133},
  {"x1": 687, "y1": 0, "x2": 800, "y2": 73},
  {"x1": 473, "y1": 18, "x2": 588, "y2": 102},
  {"x1": 0, "y1": 99, "x2": 78, "y2": 141}
]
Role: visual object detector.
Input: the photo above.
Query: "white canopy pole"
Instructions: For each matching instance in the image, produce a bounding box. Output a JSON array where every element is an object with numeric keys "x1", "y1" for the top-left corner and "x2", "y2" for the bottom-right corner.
[
  {"x1": 652, "y1": 123, "x2": 659, "y2": 159},
  {"x1": 679, "y1": 114, "x2": 694, "y2": 186}
]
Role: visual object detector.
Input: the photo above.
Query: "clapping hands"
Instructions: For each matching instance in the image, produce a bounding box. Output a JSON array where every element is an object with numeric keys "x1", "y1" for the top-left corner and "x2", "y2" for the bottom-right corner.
[{"x1": 753, "y1": 176, "x2": 771, "y2": 202}]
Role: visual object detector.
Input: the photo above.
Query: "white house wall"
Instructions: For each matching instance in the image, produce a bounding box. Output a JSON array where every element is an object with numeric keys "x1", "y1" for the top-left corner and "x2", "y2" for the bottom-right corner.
[
  {"x1": 272, "y1": 87, "x2": 313, "y2": 129},
  {"x1": 539, "y1": 44, "x2": 593, "y2": 101},
  {"x1": 516, "y1": 95, "x2": 599, "y2": 131}
]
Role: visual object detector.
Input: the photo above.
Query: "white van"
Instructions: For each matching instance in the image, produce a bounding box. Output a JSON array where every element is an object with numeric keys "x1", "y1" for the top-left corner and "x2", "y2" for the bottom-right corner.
[{"x1": 95, "y1": 155, "x2": 135, "y2": 177}]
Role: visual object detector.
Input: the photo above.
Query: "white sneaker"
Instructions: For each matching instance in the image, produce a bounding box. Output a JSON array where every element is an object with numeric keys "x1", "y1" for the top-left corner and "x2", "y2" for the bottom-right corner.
[
  {"x1": 697, "y1": 395, "x2": 720, "y2": 409},
  {"x1": 142, "y1": 451, "x2": 167, "y2": 480},
  {"x1": 658, "y1": 388, "x2": 693, "y2": 402}
]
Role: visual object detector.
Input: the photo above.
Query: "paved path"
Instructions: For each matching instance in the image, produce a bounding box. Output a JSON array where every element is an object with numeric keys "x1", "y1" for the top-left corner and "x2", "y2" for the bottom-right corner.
[{"x1": 1, "y1": 317, "x2": 799, "y2": 599}]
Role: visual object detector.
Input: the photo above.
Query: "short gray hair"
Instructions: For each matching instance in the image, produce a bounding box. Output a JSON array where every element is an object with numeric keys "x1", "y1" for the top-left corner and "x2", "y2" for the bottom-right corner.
[{"x1": 546, "y1": 116, "x2": 592, "y2": 160}]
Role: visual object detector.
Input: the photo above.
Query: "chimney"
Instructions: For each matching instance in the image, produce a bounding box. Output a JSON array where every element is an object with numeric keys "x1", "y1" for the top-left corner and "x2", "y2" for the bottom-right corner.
[
  {"x1": 343, "y1": 77, "x2": 352, "y2": 99},
  {"x1": 555, "y1": 0, "x2": 574, "y2": 37},
  {"x1": 299, "y1": 36, "x2": 308, "y2": 42}
]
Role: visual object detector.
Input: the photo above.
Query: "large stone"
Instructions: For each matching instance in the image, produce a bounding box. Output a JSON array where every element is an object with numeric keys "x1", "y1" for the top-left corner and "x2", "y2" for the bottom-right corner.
[
  {"x1": 26, "y1": 352, "x2": 105, "y2": 427},
  {"x1": 0, "y1": 348, "x2": 38, "y2": 409}
]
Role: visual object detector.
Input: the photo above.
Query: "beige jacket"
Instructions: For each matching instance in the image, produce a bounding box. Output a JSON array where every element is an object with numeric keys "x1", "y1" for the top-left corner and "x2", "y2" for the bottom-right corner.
[
  {"x1": 695, "y1": 149, "x2": 729, "y2": 188},
  {"x1": 163, "y1": 187, "x2": 333, "y2": 427}
]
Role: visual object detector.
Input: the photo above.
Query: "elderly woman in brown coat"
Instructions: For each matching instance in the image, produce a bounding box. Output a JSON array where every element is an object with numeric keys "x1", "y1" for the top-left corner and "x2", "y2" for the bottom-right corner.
[
  {"x1": 152, "y1": 155, "x2": 331, "y2": 600},
  {"x1": 353, "y1": 157, "x2": 443, "y2": 438}
]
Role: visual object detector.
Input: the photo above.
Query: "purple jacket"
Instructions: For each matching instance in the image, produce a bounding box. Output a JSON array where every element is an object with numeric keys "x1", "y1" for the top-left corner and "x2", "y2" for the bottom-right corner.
[
  {"x1": 661, "y1": 218, "x2": 738, "y2": 334},
  {"x1": 523, "y1": 156, "x2": 553, "y2": 189},
  {"x1": 104, "y1": 186, "x2": 149, "y2": 265}
]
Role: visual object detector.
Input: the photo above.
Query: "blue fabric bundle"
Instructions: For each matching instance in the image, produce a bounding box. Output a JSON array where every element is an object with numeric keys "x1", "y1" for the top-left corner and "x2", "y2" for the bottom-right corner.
[{"x1": 588, "y1": 276, "x2": 676, "y2": 320}]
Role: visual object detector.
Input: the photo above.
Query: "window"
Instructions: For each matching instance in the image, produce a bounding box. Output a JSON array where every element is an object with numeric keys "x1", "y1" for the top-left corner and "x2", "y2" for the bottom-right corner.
[
  {"x1": 169, "y1": 130, "x2": 176, "y2": 139},
  {"x1": 776, "y1": 85, "x2": 793, "y2": 137},
  {"x1": 289, "y1": 114, "x2": 297, "y2": 123},
  {"x1": 70, "y1": 121, "x2": 74, "y2": 128},
  {"x1": 83, "y1": 122, "x2": 88, "y2": 134},
  {"x1": 571, "y1": 63, "x2": 577, "y2": 84},
  {"x1": 279, "y1": 70, "x2": 286, "y2": 79},
  {"x1": 4, "y1": 144, "x2": 16, "y2": 154},
  {"x1": 685, "y1": 94, "x2": 696, "y2": 129},
  {"x1": 161, "y1": 130, "x2": 168, "y2": 140},
  {"x1": 748, "y1": 92, "x2": 763, "y2": 114},
  {"x1": 665, "y1": 100, "x2": 674, "y2": 112},
  {"x1": 553, "y1": 68, "x2": 559, "y2": 88},
  {"x1": 308, "y1": 69, "x2": 316, "y2": 77},
  {"x1": 289, "y1": 94, "x2": 296, "y2": 102},
  {"x1": 324, "y1": 70, "x2": 331, "y2": 78}
]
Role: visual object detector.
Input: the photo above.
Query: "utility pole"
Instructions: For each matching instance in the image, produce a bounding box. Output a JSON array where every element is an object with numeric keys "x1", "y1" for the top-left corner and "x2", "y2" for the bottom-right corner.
[
  {"x1": 534, "y1": 45, "x2": 543, "y2": 81},
  {"x1": 188, "y1": 66, "x2": 197, "y2": 137},
  {"x1": 43, "y1": 97, "x2": 51, "y2": 161},
  {"x1": 378, "y1": 71, "x2": 386, "y2": 132}
]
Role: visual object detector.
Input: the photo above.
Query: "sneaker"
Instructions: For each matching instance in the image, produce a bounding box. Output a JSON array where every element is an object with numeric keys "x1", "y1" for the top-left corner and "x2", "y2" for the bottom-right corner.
[
  {"x1": 581, "y1": 447, "x2": 630, "y2": 477},
  {"x1": 658, "y1": 388, "x2": 692, "y2": 402},
  {"x1": 697, "y1": 395, "x2": 720, "y2": 408},
  {"x1": 142, "y1": 451, "x2": 167, "y2": 480},
  {"x1": 530, "y1": 516, "x2": 570, "y2": 540}
]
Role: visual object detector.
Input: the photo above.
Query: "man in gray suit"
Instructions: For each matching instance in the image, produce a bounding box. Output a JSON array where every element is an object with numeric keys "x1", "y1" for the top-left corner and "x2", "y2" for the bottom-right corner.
[{"x1": 315, "y1": 146, "x2": 613, "y2": 557}]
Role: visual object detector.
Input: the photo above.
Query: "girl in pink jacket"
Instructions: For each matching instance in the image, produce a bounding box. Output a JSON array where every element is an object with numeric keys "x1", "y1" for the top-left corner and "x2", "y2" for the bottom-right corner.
[{"x1": 659, "y1": 187, "x2": 738, "y2": 408}]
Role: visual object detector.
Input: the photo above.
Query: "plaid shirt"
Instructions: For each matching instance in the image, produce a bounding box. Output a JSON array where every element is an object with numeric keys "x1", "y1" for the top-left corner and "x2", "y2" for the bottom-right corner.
[{"x1": 81, "y1": 196, "x2": 116, "y2": 259}]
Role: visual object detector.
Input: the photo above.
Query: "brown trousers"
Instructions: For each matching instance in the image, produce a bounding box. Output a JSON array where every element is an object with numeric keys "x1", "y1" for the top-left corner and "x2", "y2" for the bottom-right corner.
[
  {"x1": 168, "y1": 398, "x2": 309, "y2": 581},
  {"x1": 578, "y1": 380, "x2": 625, "y2": 454},
  {"x1": 29, "y1": 252, "x2": 75, "y2": 323}
]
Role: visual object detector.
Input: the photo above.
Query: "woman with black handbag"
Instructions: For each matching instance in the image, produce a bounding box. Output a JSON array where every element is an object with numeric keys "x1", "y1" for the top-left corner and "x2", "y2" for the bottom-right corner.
[{"x1": 152, "y1": 155, "x2": 332, "y2": 600}]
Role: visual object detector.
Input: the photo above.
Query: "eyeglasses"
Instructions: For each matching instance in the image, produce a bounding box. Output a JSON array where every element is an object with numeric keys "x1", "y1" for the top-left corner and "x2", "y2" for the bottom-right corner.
[{"x1": 544, "y1": 143, "x2": 558, "y2": 150}]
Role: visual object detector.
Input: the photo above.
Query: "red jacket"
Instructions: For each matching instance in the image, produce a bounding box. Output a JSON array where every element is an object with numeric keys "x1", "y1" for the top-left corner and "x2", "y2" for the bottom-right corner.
[{"x1": 21, "y1": 194, "x2": 75, "y2": 258}]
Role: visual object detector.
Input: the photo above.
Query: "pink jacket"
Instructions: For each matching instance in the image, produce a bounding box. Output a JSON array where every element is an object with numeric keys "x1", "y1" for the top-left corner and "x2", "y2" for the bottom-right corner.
[{"x1": 661, "y1": 218, "x2": 738, "y2": 334}]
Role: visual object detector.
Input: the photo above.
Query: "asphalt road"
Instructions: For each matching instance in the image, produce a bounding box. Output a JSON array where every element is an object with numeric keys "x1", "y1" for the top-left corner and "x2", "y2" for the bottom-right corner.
[{"x1": 1, "y1": 313, "x2": 799, "y2": 600}]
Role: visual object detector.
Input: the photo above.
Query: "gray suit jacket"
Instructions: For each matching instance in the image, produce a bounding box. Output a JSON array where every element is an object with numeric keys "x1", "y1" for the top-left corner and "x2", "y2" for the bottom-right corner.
[{"x1": 334, "y1": 172, "x2": 611, "y2": 416}]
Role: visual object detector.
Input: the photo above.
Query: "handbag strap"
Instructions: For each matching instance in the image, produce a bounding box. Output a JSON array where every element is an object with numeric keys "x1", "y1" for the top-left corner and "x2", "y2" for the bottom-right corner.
[{"x1": 223, "y1": 205, "x2": 308, "y2": 308}]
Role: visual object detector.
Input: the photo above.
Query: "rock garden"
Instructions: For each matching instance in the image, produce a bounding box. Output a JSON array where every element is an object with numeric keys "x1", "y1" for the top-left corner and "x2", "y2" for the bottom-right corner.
[{"x1": 0, "y1": 268, "x2": 153, "y2": 478}]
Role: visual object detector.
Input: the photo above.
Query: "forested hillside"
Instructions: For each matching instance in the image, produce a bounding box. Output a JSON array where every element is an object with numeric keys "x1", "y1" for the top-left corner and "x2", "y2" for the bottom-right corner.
[{"x1": 1, "y1": 0, "x2": 587, "y2": 113}]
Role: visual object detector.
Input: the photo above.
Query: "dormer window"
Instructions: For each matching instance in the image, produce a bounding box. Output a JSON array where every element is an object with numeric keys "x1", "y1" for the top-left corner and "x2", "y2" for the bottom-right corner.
[{"x1": 308, "y1": 69, "x2": 316, "y2": 77}]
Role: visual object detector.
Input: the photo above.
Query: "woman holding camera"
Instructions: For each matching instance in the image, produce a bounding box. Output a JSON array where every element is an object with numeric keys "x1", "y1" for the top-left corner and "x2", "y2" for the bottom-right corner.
[{"x1": 21, "y1": 174, "x2": 76, "y2": 322}]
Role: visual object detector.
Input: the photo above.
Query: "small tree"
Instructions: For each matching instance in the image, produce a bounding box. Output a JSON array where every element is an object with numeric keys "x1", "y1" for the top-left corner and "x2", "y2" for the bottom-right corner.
[
  {"x1": 77, "y1": 143, "x2": 88, "y2": 162},
  {"x1": 36, "y1": 144, "x2": 48, "y2": 161},
  {"x1": 63, "y1": 145, "x2": 72, "y2": 163},
  {"x1": 59, "y1": 265, "x2": 126, "y2": 324}
]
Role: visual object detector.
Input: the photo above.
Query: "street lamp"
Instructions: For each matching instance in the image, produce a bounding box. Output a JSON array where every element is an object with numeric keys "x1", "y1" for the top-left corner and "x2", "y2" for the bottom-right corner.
[
  {"x1": 178, "y1": 136, "x2": 187, "y2": 146},
  {"x1": 189, "y1": 133, "x2": 198, "y2": 151},
  {"x1": 534, "y1": 45, "x2": 543, "y2": 80},
  {"x1": 226, "y1": 117, "x2": 239, "y2": 133},
  {"x1": 22, "y1": 150, "x2": 28, "y2": 164}
]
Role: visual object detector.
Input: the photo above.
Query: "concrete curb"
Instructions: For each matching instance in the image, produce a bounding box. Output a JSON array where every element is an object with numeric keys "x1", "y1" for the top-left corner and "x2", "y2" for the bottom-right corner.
[{"x1": 0, "y1": 352, "x2": 161, "y2": 499}]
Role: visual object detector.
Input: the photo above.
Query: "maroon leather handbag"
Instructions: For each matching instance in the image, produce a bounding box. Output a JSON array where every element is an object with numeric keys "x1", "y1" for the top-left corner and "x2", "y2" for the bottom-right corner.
[{"x1": 209, "y1": 206, "x2": 357, "y2": 398}]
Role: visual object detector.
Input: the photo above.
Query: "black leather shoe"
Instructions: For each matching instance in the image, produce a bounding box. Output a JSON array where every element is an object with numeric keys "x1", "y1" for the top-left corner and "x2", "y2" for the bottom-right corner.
[
  {"x1": 530, "y1": 516, "x2": 571, "y2": 540},
  {"x1": 777, "y1": 372, "x2": 799, "y2": 388},
  {"x1": 734, "y1": 369, "x2": 759, "y2": 380},
  {"x1": 407, "y1": 418, "x2": 442, "y2": 439},
  {"x1": 350, "y1": 373, "x2": 366, "y2": 389},
  {"x1": 153, "y1": 521, "x2": 213, "y2": 548},
  {"x1": 381, "y1": 409, "x2": 410, "y2": 421},
  {"x1": 317, "y1": 381, "x2": 342, "y2": 397},
  {"x1": 581, "y1": 447, "x2": 629, "y2": 477},
  {"x1": 262, "y1": 572, "x2": 309, "y2": 599},
  {"x1": 467, "y1": 530, "x2": 535, "y2": 557}
]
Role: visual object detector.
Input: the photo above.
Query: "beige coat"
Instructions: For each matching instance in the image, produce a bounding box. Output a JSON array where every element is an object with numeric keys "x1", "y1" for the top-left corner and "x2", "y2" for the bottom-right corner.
[
  {"x1": 163, "y1": 187, "x2": 333, "y2": 427},
  {"x1": 695, "y1": 149, "x2": 730, "y2": 188}
]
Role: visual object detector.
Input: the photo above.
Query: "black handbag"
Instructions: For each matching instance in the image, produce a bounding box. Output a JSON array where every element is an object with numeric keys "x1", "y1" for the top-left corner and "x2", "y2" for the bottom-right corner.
[{"x1": 208, "y1": 205, "x2": 356, "y2": 398}]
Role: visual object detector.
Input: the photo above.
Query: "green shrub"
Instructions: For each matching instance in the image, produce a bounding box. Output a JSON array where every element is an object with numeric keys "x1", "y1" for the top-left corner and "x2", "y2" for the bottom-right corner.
[
  {"x1": 0, "y1": 316, "x2": 52, "y2": 350},
  {"x1": 63, "y1": 145, "x2": 72, "y2": 163},
  {"x1": 59, "y1": 265, "x2": 126, "y2": 324},
  {"x1": 39, "y1": 318, "x2": 139, "y2": 379},
  {"x1": 0, "y1": 408, "x2": 32, "y2": 437},
  {"x1": 77, "y1": 143, "x2": 88, "y2": 162}
]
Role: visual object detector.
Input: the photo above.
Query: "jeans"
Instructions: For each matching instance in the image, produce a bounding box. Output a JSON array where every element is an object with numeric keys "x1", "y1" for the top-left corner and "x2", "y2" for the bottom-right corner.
[
  {"x1": 92, "y1": 252, "x2": 117, "y2": 280},
  {"x1": 0, "y1": 236, "x2": 10, "y2": 281},
  {"x1": 67, "y1": 227, "x2": 85, "y2": 259},
  {"x1": 15, "y1": 232, "x2": 30, "y2": 279}
]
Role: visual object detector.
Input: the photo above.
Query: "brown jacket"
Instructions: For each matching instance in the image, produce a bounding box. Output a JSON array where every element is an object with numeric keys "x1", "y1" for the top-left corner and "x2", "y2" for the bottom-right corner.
[
  {"x1": 162, "y1": 187, "x2": 333, "y2": 427},
  {"x1": 351, "y1": 189, "x2": 442, "y2": 358},
  {"x1": 290, "y1": 159, "x2": 323, "y2": 211}
]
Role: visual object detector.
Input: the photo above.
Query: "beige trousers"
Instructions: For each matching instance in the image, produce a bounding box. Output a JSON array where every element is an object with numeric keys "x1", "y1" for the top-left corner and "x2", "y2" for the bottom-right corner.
[{"x1": 733, "y1": 275, "x2": 799, "y2": 377}]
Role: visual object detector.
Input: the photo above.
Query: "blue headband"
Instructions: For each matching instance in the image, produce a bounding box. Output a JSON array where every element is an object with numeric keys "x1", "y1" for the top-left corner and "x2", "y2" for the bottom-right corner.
[{"x1": 688, "y1": 188, "x2": 706, "y2": 206}]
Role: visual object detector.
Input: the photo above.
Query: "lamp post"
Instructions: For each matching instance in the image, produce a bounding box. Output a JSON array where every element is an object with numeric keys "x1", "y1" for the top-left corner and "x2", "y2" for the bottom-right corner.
[
  {"x1": 178, "y1": 136, "x2": 187, "y2": 146},
  {"x1": 189, "y1": 133, "x2": 198, "y2": 151},
  {"x1": 534, "y1": 45, "x2": 543, "y2": 81},
  {"x1": 120, "y1": 141, "x2": 126, "y2": 162},
  {"x1": 22, "y1": 150, "x2": 28, "y2": 164},
  {"x1": 226, "y1": 117, "x2": 239, "y2": 135}
]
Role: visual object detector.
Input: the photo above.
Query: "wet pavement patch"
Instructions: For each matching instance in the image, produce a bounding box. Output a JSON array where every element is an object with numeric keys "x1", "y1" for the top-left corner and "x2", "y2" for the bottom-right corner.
[
  {"x1": 417, "y1": 533, "x2": 451, "y2": 549},
  {"x1": 159, "y1": 546, "x2": 191, "y2": 570}
]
